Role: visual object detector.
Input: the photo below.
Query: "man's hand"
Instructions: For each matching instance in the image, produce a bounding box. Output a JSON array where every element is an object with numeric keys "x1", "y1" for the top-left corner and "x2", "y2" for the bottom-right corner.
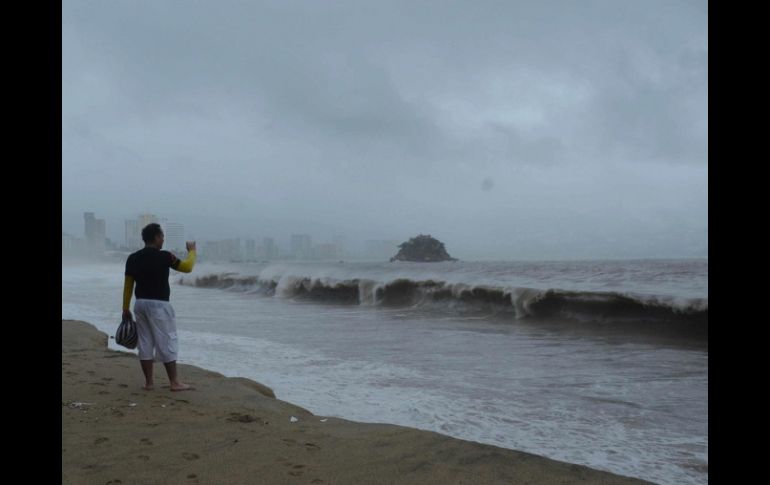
[
  {"x1": 186, "y1": 241, "x2": 196, "y2": 252},
  {"x1": 123, "y1": 309, "x2": 133, "y2": 321}
]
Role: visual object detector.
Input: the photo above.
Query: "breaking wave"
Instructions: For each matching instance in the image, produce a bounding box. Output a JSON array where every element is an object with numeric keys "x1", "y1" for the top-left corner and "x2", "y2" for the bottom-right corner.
[{"x1": 179, "y1": 272, "x2": 707, "y2": 337}]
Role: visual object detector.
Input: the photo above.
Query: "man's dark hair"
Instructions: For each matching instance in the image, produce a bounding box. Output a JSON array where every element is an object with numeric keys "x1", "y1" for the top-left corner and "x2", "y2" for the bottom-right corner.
[{"x1": 141, "y1": 223, "x2": 163, "y2": 243}]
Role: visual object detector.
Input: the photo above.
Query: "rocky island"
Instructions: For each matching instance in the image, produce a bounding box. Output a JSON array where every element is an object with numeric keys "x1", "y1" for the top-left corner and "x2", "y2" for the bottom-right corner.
[{"x1": 390, "y1": 234, "x2": 458, "y2": 262}]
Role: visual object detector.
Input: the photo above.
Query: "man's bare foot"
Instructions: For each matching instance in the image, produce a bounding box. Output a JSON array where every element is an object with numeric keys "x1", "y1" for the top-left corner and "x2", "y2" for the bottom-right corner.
[
  {"x1": 142, "y1": 384, "x2": 154, "y2": 391},
  {"x1": 170, "y1": 383, "x2": 195, "y2": 392}
]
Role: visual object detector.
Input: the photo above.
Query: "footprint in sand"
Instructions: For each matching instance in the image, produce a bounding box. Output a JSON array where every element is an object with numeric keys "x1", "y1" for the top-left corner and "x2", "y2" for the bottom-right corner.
[
  {"x1": 137, "y1": 455, "x2": 150, "y2": 461},
  {"x1": 140, "y1": 438, "x2": 153, "y2": 446},
  {"x1": 105, "y1": 480, "x2": 122, "y2": 484},
  {"x1": 94, "y1": 437, "x2": 109, "y2": 445},
  {"x1": 282, "y1": 438, "x2": 297, "y2": 447},
  {"x1": 98, "y1": 391, "x2": 110, "y2": 395},
  {"x1": 182, "y1": 452, "x2": 199, "y2": 461},
  {"x1": 288, "y1": 470, "x2": 304, "y2": 477},
  {"x1": 305, "y1": 443, "x2": 320, "y2": 451},
  {"x1": 226, "y1": 413, "x2": 266, "y2": 424},
  {"x1": 118, "y1": 384, "x2": 128, "y2": 388},
  {"x1": 102, "y1": 377, "x2": 113, "y2": 381}
]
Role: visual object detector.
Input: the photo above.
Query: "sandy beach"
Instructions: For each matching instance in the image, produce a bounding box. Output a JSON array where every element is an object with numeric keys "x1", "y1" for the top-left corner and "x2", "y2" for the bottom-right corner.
[{"x1": 62, "y1": 319, "x2": 653, "y2": 485}]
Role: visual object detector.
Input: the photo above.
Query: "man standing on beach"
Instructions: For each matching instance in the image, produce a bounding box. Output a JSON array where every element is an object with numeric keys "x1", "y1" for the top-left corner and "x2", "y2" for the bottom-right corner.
[{"x1": 122, "y1": 223, "x2": 197, "y2": 391}]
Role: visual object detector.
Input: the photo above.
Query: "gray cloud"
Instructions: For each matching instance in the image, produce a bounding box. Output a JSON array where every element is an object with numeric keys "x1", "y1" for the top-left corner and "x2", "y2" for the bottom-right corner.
[{"x1": 63, "y1": 0, "x2": 707, "y2": 259}]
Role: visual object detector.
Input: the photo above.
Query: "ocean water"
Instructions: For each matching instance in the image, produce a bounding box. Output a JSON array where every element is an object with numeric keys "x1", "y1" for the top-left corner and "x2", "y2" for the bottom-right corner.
[{"x1": 62, "y1": 259, "x2": 708, "y2": 484}]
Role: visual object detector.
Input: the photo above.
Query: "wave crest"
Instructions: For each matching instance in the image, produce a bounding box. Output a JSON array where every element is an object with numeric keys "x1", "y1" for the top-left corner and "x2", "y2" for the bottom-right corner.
[{"x1": 179, "y1": 272, "x2": 707, "y2": 332}]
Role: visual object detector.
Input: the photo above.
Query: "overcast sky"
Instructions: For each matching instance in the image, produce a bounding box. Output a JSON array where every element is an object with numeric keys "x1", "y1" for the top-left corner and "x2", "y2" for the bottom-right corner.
[{"x1": 62, "y1": 0, "x2": 707, "y2": 260}]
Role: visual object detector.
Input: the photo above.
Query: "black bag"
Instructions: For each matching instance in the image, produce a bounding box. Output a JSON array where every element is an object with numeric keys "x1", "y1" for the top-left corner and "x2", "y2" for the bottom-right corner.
[{"x1": 115, "y1": 315, "x2": 138, "y2": 349}]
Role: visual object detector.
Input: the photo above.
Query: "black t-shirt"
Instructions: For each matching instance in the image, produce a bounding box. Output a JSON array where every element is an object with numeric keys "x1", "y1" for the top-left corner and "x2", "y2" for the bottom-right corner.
[{"x1": 125, "y1": 247, "x2": 181, "y2": 301}]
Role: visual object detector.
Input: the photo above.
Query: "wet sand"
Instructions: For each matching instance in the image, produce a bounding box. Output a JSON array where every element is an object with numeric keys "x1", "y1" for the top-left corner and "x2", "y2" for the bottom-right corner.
[{"x1": 62, "y1": 319, "x2": 653, "y2": 484}]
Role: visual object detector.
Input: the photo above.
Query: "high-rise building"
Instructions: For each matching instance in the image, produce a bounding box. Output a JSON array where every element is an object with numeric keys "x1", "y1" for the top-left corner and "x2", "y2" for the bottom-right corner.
[
  {"x1": 137, "y1": 213, "x2": 158, "y2": 230},
  {"x1": 333, "y1": 234, "x2": 347, "y2": 259},
  {"x1": 202, "y1": 239, "x2": 241, "y2": 261},
  {"x1": 164, "y1": 222, "x2": 185, "y2": 252},
  {"x1": 133, "y1": 214, "x2": 164, "y2": 249},
  {"x1": 291, "y1": 234, "x2": 312, "y2": 260},
  {"x1": 62, "y1": 232, "x2": 86, "y2": 255},
  {"x1": 261, "y1": 237, "x2": 278, "y2": 260},
  {"x1": 125, "y1": 219, "x2": 141, "y2": 250},
  {"x1": 244, "y1": 239, "x2": 257, "y2": 261},
  {"x1": 313, "y1": 243, "x2": 338, "y2": 260},
  {"x1": 84, "y1": 212, "x2": 106, "y2": 252},
  {"x1": 62, "y1": 232, "x2": 76, "y2": 251},
  {"x1": 95, "y1": 219, "x2": 106, "y2": 246}
]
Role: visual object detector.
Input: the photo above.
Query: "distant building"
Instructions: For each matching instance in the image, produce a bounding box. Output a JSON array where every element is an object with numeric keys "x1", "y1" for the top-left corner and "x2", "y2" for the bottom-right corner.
[
  {"x1": 128, "y1": 214, "x2": 161, "y2": 249},
  {"x1": 244, "y1": 239, "x2": 257, "y2": 261},
  {"x1": 333, "y1": 234, "x2": 347, "y2": 259},
  {"x1": 62, "y1": 231, "x2": 87, "y2": 256},
  {"x1": 63, "y1": 231, "x2": 81, "y2": 250},
  {"x1": 291, "y1": 234, "x2": 312, "y2": 260},
  {"x1": 84, "y1": 212, "x2": 106, "y2": 252},
  {"x1": 95, "y1": 219, "x2": 106, "y2": 246},
  {"x1": 203, "y1": 238, "x2": 241, "y2": 262},
  {"x1": 260, "y1": 237, "x2": 278, "y2": 260},
  {"x1": 125, "y1": 219, "x2": 141, "y2": 250},
  {"x1": 313, "y1": 243, "x2": 338, "y2": 261},
  {"x1": 164, "y1": 222, "x2": 185, "y2": 252},
  {"x1": 137, "y1": 213, "x2": 159, "y2": 230},
  {"x1": 84, "y1": 212, "x2": 95, "y2": 238},
  {"x1": 62, "y1": 232, "x2": 75, "y2": 251}
]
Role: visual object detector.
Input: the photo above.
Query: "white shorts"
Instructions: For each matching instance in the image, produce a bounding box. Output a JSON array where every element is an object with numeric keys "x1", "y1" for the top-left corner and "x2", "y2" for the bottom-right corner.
[{"x1": 134, "y1": 299, "x2": 178, "y2": 363}]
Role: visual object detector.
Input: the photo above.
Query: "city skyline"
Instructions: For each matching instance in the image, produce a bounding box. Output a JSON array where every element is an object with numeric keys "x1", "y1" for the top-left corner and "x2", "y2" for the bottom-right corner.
[{"x1": 63, "y1": 210, "x2": 414, "y2": 261}]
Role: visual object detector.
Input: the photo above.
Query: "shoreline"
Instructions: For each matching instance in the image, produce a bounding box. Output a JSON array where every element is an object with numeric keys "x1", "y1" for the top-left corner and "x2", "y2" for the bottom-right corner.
[{"x1": 62, "y1": 319, "x2": 653, "y2": 484}]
